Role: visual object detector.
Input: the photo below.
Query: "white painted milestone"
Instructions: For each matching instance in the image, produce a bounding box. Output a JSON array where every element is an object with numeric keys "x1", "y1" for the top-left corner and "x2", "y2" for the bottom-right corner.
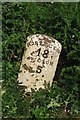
[{"x1": 17, "y1": 34, "x2": 62, "y2": 92}]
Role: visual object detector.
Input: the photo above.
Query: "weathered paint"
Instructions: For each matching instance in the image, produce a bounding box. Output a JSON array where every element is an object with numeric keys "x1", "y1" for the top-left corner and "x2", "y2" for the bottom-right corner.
[{"x1": 17, "y1": 34, "x2": 62, "y2": 92}]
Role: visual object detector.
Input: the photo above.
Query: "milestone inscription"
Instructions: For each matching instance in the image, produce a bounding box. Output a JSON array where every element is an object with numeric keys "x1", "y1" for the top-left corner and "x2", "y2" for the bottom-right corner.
[{"x1": 17, "y1": 34, "x2": 62, "y2": 92}]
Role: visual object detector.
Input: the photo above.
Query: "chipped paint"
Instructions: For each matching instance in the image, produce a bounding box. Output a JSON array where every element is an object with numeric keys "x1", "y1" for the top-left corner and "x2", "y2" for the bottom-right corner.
[{"x1": 17, "y1": 34, "x2": 62, "y2": 92}]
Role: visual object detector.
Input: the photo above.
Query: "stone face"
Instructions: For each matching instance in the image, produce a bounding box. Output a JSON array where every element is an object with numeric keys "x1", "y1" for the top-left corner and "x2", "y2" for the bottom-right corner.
[{"x1": 17, "y1": 34, "x2": 62, "y2": 92}]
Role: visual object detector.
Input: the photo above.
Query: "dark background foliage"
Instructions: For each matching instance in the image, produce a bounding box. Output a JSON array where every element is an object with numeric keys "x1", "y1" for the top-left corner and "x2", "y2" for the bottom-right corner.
[{"x1": 2, "y1": 2, "x2": 80, "y2": 119}]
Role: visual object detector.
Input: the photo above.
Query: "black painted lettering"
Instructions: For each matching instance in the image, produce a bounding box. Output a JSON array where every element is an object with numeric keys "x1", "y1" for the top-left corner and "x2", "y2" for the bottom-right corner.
[
  {"x1": 42, "y1": 50, "x2": 49, "y2": 58},
  {"x1": 36, "y1": 66, "x2": 43, "y2": 73}
]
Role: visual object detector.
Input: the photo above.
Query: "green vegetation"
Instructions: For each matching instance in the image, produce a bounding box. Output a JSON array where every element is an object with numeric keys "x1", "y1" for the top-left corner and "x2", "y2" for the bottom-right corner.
[{"x1": 2, "y1": 2, "x2": 80, "y2": 119}]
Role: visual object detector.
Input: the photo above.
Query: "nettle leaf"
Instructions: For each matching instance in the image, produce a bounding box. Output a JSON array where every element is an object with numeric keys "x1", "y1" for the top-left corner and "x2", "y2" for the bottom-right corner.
[
  {"x1": 47, "y1": 99, "x2": 61, "y2": 109},
  {"x1": 1, "y1": 90, "x2": 6, "y2": 96},
  {"x1": 31, "y1": 107, "x2": 45, "y2": 118}
]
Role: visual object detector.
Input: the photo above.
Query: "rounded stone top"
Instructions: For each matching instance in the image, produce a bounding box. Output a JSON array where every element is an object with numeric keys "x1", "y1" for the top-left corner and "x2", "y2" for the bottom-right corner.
[
  {"x1": 27, "y1": 34, "x2": 62, "y2": 52},
  {"x1": 18, "y1": 34, "x2": 62, "y2": 92}
]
